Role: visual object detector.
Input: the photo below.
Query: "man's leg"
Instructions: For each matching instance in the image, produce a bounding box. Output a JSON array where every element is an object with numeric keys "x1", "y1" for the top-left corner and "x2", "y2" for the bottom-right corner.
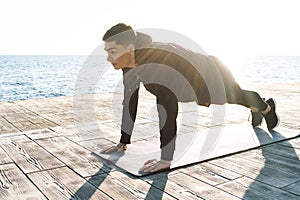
[
  {"x1": 209, "y1": 56, "x2": 278, "y2": 129},
  {"x1": 238, "y1": 89, "x2": 269, "y2": 111},
  {"x1": 231, "y1": 89, "x2": 279, "y2": 129}
]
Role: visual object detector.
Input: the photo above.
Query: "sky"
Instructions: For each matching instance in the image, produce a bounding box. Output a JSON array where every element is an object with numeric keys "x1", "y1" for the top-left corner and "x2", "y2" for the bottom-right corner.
[{"x1": 1, "y1": 0, "x2": 300, "y2": 61}]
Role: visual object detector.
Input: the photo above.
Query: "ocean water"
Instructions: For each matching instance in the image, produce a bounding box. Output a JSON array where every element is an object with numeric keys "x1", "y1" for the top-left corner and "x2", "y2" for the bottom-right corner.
[
  {"x1": 238, "y1": 56, "x2": 300, "y2": 84},
  {"x1": 0, "y1": 55, "x2": 122, "y2": 102},
  {"x1": 0, "y1": 55, "x2": 299, "y2": 102}
]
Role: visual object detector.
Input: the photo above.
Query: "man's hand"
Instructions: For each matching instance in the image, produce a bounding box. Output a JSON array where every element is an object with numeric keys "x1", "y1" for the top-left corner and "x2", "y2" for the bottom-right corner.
[
  {"x1": 100, "y1": 143, "x2": 127, "y2": 153},
  {"x1": 139, "y1": 159, "x2": 171, "y2": 173}
]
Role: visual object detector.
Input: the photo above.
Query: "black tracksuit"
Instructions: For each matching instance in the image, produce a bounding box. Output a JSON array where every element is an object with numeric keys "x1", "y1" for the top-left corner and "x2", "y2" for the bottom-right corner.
[{"x1": 119, "y1": 33, "x2": 268, "y2": 161}]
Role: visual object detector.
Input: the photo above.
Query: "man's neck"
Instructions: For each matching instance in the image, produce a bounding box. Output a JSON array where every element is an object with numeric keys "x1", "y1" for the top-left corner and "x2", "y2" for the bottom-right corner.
[{"x1": 126, "y1": 55, "x2": 136, "y2": 68}]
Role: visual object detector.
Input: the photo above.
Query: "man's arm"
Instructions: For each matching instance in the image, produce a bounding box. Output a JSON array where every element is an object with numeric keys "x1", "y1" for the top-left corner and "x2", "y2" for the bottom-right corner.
[
  {"x1": 157, "y1": 91, "x2": 178, "y2": 161},
  {"x1": 101, "y1": 68, "x2": 139, "y2": 153},
  {"x1": 119, "y1": 86, "x2": 139, "y2": 144},
  {"x1": 139, "y1": 86, "x2": 178, "y2": 173}
]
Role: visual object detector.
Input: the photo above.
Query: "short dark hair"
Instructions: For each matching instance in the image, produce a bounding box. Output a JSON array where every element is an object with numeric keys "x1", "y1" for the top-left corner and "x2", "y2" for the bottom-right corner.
[{"x1": 102, "y1": 23, "x2": 136, "y2": 46}]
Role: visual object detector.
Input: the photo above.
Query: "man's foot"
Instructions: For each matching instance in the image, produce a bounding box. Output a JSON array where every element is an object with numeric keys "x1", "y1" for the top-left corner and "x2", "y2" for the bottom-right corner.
[
  {"x1": 263, "y1": 98, "x2": 279, "y2": 130},
  {"x1": 251, "y1": 111, "x2": 263, "y2": 127}
]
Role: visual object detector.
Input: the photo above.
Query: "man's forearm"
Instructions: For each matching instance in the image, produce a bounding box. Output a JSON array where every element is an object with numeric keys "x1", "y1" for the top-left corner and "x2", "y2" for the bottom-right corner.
[{"x1": 120, "y1": 87, "x2": 139, "y2": 144}]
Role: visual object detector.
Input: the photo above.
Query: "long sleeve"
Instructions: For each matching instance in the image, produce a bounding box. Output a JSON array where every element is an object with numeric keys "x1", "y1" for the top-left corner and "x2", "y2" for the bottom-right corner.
[
  {"x1": 155, "y1": 86, "x2": 178, "y2": 161},
  {"x1": 120, "y1": 68, "x2": 140, "y2": 144}
]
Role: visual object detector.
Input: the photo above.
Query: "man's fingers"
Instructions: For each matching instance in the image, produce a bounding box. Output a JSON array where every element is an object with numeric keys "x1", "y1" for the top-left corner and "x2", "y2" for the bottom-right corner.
[
  {"x1": 139, "y1": 160, "x2": 159, "y2": 172},
  {"x1": 144, "y1": 162, "x2": 160, "y2": 172},
  {"x1": 100, "y1": 146, "x2": 113, "y2": 153},
  {"x1": 143, "y1": 159, "x2": 157, "y2": 165},
  {"x1": 139, "y1": 160, "x2": 171, "y2": 173},
  {"x1": 139, "y1": 160, "x2": 157, "y2": 172},
  {"x1": 106, "y1": 146, "x2": 118, "y2": 153},
  {"x1": 139, "y1": 164, "x2": 156, "y2": 172},
  {"x1": 138, "y1": 164, "x2": 149, "y2": 172},
  {"x1": 117, "y1": 146, "x2": 126, "y2": 152},
  {"x1": 101, "y1": 143, "x2": 127, "y2": 153},
  {"x1": 101, "y1": 145, "x2": 117, "y2": 153},
  {"x1": 150, "y1": 162, "x2": 171, "y2": 173}
]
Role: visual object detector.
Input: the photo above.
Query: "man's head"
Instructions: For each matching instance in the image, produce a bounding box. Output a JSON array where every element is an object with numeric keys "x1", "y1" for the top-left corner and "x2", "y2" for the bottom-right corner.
[{"x1": 103, "y1": 23, "x2": 137, "y2": 70}]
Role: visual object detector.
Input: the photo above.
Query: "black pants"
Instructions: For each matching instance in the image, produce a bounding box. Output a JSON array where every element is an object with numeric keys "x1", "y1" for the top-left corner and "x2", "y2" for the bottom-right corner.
[
  {"x1": 158, "y1": 87, "x2": 268, "y2": 161},
  {"x1": 236, "y1": 89, "x2": 268, "y2": 111},
  {"x1": 225, "y1": 82, "x2": 268, "y2": 111}
]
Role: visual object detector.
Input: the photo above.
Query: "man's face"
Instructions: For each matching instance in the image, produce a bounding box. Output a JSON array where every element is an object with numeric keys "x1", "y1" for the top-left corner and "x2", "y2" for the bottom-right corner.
[{"x1": 104, "y1": 41, "x2": 133, "y2": 70}]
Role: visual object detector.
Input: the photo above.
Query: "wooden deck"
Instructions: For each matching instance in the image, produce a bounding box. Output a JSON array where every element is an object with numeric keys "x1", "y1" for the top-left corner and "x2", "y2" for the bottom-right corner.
[{"x1": 0, "y1": 82, "x2": 299, "y2": 199}]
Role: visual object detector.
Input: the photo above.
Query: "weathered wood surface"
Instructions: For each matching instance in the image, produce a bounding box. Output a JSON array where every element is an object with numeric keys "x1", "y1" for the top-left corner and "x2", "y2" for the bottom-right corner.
[
  {"x1": 0, "y1": 135, "x2": 65, "y2": 174},
  {"x1": 27, "y1": 166, "x2": 110, "y2": 199},
  {"x1": 0, "y1": 82, "x2": 299, "y2": 199},
  {"x1": 0, "y1": 146, "x2": 13, "y2": 165},
  {"x1": 0, "y1": 163, "x2": 46, "y2": 199},
  {"x1": 35, "y1": 136, "x2": 109, "y2": 177}
]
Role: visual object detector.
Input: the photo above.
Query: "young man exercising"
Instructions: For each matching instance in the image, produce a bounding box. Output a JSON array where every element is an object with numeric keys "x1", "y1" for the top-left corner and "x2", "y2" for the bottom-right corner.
[{"x1": 101, "y1": 23, "x2": 279, "y2": 173}]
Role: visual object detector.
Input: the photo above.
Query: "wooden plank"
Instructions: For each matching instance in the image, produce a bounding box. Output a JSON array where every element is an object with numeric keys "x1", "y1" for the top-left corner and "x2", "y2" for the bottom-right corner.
[
  {"x1": 86, "y1": 173, "x2": 147, "y2": 199},
  {"x1": 0, "y1": 117, "x2": 19, "y2": 134},
  {"x1": 35, "y1": 137, "x2": 108, "y2": 177},
  {"x1": 0, "y1": 104, "x2": 28, "y2": 114},
  {"x1": 262, "y1": 143, "x2": 300, "y2": 159},
  {"x1": 24, "y1": 128, "x2": 59, "y2": 140},
  {"x1": 64, "y1": 132, "x2": 105, "y2": 143},
  {"x1": 0, "y1": 134, "x2": 30, "y2": 143},
  {"x1": 217, "y1": 176, "x2": 269, "y2": 199},
  {"x1": 179, "y1": 162, "x2": 242, "y2": 186},
  {"x1": 217, "y1": 176, "x2": 300, "y2": 199},
  {"x1": 108, "y1": 170, "x2": 176, "y2": 199},
  {"x1": 10, "y1": 121, "x2": 38, "y2": 132},
  {"x1": 51, "y1": 125, "x2": 103, "y2": 141},
  {"x1": 0, "y1": 146, "x2": 12, "y2": 165},
  {"x1": 50, "y1": 125, "x2": 80, "y2": 136},
  {"x1": 279, "y1": 136, "x2": 300, "y2": 149},
  {"x1": 283, "y1": 180, "x2": 300, "y2": 196},
  {"x1": 210, "y1": 154, "x2": 300, "y2": 188},
  {"x1": 52, "y1": 123, "x2": 120, "y2": 142},
  {"x1": 168, "y1": 172, "x2": 240, "y2": 200},
  {"x1": 27, "y1": 166, "x2": 110, "y2": 199},
  {"x1": 236, "y1": 149, "x2": 300, "y2": 176},
  {"x1": 140, "y1": 171, "x2": 201, "y2": 200},
  {"x1": 39, "y1": 113, "x2": 74, "y2": 126},
  {"x1": 0, "y1": 163, "x2": 46, "y2": 199},
  {"x1": 24, "y1": 113, "x2": 56, "y2": 124},
  {"x1": 1, "y1": 137, "x2": 64, "y2": 174},
  {"x1": 2, "y1": 113, "x2": 29, "y2": 123},
  {"x1": 77, "y1": 138, "x2": 115, "y2": 152},
  {"x1": 16, "y1": 102, "x2": 62, "y2": 114}
]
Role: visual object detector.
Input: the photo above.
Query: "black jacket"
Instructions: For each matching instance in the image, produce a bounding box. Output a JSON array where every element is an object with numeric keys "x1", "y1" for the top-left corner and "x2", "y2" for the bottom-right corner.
[{"x1": 119, "y1": 32, "x2": 241, "y2": 160}]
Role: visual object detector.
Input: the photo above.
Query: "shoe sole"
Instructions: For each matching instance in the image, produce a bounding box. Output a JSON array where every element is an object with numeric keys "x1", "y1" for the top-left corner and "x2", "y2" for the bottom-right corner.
[{"x1": 265, "y1": 98, "x2": 280, "y2": 130}]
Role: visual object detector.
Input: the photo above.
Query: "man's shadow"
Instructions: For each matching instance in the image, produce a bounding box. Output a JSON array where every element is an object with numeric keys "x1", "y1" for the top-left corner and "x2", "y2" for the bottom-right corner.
[
  {"x1": 144, "y1": 171, "x2": 169, "y2": 200},
  {"x1": 243, "y1": 128, "x2": 300, "y2": 199},
  {"x1": 70, "y1": 152, "x2": 124, "y2": 199},
  {"x1": 70, "y1": 152, "x2": 169, "y2": 200}
]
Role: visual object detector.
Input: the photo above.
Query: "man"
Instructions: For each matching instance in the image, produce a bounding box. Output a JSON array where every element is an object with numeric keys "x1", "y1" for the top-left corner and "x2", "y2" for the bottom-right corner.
[{"x1": 101, "y1": 23, "x2": 279, "y2": 173}]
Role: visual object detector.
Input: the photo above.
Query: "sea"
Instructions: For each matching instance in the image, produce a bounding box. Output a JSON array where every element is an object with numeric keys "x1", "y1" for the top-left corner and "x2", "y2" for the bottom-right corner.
[{"x1": 0, "y1": 55, "x2": 299, "y2": 102}]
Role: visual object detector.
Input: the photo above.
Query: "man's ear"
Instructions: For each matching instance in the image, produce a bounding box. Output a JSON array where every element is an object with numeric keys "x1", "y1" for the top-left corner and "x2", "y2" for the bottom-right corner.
[{"x1": 128, "y1": 44, "x2": 135, "y2": 54}]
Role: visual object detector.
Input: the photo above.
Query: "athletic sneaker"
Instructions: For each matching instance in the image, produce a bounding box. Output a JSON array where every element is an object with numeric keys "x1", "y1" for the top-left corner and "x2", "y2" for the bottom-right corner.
[
  {"x1": 251, "y1": 111, "x2": 263, "y2": 127},
  {"x1": 264, "y1": 98, "x2": 279, "y2": 130}
]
